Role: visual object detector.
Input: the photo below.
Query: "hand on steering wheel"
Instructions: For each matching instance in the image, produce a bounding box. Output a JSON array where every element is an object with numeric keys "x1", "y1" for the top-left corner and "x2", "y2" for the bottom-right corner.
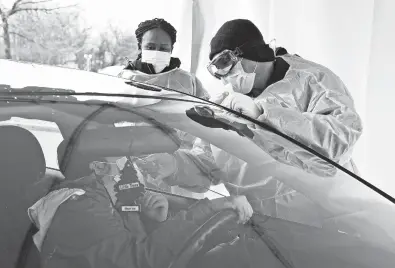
[{"x1": 168, "y1": 196, "x2": 254, "y2": 268}]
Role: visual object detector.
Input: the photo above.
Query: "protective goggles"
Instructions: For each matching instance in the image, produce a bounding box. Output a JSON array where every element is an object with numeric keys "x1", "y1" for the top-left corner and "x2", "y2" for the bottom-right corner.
[{"x1": 207, "y1": 48, "x2": 243, "y2": 79}]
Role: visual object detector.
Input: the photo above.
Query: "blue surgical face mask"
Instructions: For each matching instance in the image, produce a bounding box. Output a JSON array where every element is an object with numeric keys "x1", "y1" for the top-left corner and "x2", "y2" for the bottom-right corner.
[{"x1": 221, "y1": 60, "x2": 257, "y2": 94}]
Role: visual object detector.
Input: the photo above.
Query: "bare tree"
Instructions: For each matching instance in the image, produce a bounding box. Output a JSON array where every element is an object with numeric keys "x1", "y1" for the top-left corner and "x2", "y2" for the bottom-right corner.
[
  {"x1": 88, "y1": 24, "x2": 138, "y2": 72},
  {"x1": 0, "y1": 0, "x2": 76, "y2": 59},
  {"x1": 106, "y1": 24, "x2": 138, "y2": 65},
  {"x1": 7, "y1": 8, "x2": 90, "y2": 66}
]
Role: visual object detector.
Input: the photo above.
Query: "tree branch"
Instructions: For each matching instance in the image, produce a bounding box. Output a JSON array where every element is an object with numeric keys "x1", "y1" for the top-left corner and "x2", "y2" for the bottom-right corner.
[
  {"x1": 0, "y1": 3, "x2": 5, "y2": 18},
  {"x1": 11, "y1": 0, "x2": 25, "y2": 13},
  {"x1": 9, "y1": 4, "x2": 77, "y2": 16},
  {"x1": 19, "y1": 0, "x2": 53, "y2": 6},
  {"x1": 9, "y1": 31, "x2": 47, "y2": 48}
]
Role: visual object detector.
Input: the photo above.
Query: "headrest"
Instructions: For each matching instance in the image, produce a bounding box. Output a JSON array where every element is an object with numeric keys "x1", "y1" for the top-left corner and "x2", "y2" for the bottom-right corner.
[
  {"x1": 0, "y1": 126, "x2": 46, "y2": 184},
  {"x1": 57, "y1": 139, "x2": 103, "y2": 180}
]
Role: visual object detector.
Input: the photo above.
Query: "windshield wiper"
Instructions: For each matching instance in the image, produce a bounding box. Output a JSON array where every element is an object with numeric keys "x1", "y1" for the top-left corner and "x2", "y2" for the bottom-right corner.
[
  {"x1": 0, "y1": 84, "x2": 207, "y2": 105},
  {"x1": 125, "y1": 80, "x2": 162, "y2": 92}
]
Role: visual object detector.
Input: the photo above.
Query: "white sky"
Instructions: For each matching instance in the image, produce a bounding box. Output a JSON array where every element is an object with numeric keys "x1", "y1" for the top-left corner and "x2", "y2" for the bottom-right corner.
[
  {"x1": 1, "y1": 0, "x2": 186, "y2": 32},
  {"x1": 78, "y1": 0, "x2": 186, "y2": 32}
]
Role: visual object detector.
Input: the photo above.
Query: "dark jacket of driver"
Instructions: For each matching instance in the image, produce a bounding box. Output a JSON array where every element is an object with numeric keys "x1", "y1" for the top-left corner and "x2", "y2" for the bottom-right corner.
[{"x1": 28, "y1": 174, "x2": 233, "y2": 268}]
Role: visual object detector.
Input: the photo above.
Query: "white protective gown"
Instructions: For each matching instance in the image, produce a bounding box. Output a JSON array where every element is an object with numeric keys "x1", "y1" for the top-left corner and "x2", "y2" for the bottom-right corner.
[{"x1": 166, "y1": 54, "x2": 365, "y2": 227}]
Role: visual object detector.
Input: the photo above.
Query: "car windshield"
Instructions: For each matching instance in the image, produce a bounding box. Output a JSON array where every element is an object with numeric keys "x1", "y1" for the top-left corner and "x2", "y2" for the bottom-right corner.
[
  {"x1": 1, "y1": 0, "x2": 394, "y2": 266},
  {"x1": 1, "y1": 65, "x2": 395, "y2": 268}
]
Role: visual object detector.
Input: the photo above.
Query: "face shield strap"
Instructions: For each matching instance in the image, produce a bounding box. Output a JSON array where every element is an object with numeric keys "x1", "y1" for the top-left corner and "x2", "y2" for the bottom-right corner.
[
  {"x1": 268, "y1": 38, "x2": 277, "y2": 60},
  {"x1": 236, "y1": 41, "x2": 277, "y2": 62}
]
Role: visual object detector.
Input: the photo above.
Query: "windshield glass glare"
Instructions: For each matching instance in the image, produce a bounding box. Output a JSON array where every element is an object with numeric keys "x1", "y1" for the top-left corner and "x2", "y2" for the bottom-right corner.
[{"x1": 1, "y1": 91, "x2": 395, "y2": 268}]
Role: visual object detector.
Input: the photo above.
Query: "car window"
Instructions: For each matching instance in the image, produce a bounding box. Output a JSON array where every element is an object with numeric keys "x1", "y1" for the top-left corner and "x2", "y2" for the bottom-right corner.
[{"x1": 0, "y1": 117, "x2": 63, "y2": 169}]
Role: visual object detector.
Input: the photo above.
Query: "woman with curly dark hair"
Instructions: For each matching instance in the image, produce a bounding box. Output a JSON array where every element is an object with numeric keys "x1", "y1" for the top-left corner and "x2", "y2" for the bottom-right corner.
[{"x1": 119, "y1": 18, "x2": 209, "y2": 99}]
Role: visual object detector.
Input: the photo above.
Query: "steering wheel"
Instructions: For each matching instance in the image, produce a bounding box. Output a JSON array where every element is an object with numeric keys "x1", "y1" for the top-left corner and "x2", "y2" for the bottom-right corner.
[{"x1": 168, "y1": 209, "x2": 238, "y2": 268}]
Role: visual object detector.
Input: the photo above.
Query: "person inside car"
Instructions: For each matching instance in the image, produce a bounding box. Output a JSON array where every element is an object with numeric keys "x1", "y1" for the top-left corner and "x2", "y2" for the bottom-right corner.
[
  {"x1": 119, "y1": 18, "x2": 209, "y2": 99},
  {"x1": 27, "y1": 140, "x2": 258, "y2": 268}
]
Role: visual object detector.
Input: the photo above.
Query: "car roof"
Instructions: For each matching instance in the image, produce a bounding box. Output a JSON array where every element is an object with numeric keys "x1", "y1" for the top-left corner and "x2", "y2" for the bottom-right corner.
[
  {"x1": 0, "y1": 59, "x2": 205, "y2": 125},
  {"x1": 0, "y1": 59, "x2": 156, "y2": 95}
]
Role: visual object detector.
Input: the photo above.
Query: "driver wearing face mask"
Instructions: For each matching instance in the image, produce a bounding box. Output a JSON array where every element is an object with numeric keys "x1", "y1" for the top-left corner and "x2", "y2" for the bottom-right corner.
[
  {"x1": 119, "y1": 18, "x2": 209, "y2": 100},
  {"x1": 27, "y1": 140, "x2": 259, "y2": 268}
]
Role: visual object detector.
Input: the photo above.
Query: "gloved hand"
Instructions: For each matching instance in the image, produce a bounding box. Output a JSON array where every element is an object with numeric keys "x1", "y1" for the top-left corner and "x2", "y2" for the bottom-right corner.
[
  {"x1": 210, "y1": 91, "x2": 262, "y2": 119},
  {"x1": 211, "y1": 195, "x2": 254, "y2": 224},
  {"x1": 209, "y1": 91, "x2": 230, "y2": 104},
  {"x1": 118, "y1": 69, "x2": 134, "y2": 79},
  {"x1": 224, "y1": 195, "x2": 254, "y2": 224}
]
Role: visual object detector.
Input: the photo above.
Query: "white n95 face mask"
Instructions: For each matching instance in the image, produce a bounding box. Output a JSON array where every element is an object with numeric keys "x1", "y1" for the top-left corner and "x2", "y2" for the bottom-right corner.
[
  {"x1": 221, "y1": 60, "x2": 257, "y2": 94},
  {"x1": 141, "y1": 50, "x2": 172, "y2": 73}
]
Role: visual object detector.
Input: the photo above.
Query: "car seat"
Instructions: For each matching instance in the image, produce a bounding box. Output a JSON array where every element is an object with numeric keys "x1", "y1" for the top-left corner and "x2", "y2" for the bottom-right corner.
[{"x1": 0, "y1": 126, "x2": 46, "y2": 268}]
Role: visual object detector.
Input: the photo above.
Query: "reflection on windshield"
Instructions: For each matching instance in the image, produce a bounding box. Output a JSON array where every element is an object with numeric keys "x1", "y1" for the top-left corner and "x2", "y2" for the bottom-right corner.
[{"x1": 2, "y1": 95, "x2": 395, "y2": 268}]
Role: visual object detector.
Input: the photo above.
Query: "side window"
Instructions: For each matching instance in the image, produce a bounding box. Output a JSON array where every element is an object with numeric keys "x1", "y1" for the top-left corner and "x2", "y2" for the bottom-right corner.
[{"x1": 0, "y1": 117, "x2": 63, "y2": 169}]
